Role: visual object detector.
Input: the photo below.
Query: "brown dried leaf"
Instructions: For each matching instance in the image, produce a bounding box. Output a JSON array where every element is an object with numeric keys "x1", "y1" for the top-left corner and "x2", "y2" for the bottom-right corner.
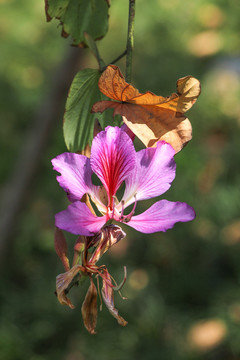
[
  {"x1": 175, "y1": 76, "x2": 202, "y2": 112},
  {"x1": 81, "y1": 278, "x2": 98, "y2": 334},
  {"x1": 101, "y1": 270, "x2": 127, "y2": 326},
  {"x1": 98, "y1": 64, "x2": 139, "y2": 101},
  {"x1": 56, "y1": 265, "x2": 83, "y2": 309},
  {"x1": 92, "y1": 65, "x2": 200, "y2": 153},
  {"x1": 93, "y1": 100, "x2": 192, "y2": 152}
]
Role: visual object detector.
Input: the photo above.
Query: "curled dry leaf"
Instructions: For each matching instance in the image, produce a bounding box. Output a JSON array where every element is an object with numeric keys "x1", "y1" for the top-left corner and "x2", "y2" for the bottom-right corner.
[
  {"x1": 56, "y1": 265, "x2": 83, "y2": 309},
  {"x1": 81, "y1": 278, "x2": 98, "y2": 334},
  {"x1": 101, "y1": 269, "x2": 128, "y2": 327},
  {"x1": 92, "y1": 65, "x2": 201, "y2": 153}
]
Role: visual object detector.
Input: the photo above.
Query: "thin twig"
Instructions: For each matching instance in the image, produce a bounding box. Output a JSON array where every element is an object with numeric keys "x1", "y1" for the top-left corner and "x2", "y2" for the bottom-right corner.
[
  {"x1": 84, "y1": 32, "x2": 105, "y2": 71},
  {"x1": 126, "y1": 0, "x2": 136, "y2": 83},
  {"x1": 110, "y1": 49, "x2": 127, "y2": 65}
]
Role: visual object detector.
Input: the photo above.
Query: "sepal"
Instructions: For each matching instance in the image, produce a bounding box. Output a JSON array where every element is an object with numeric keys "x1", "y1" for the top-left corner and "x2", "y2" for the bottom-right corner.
[
  {"x1": 101, "y1": 269, "x2": 127, "y2": 326},
  {"x1": 81, "y1": 277, "x2": 98, "y2": 334},
  {"x1": 56, "y1": 265, "x2": 84, "y2": 309}
]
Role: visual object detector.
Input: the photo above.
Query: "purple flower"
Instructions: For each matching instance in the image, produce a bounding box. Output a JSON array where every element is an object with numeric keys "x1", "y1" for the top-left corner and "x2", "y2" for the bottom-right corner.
[{"x1": 52, "y1": 126, "x2": 195, "y2": 236}]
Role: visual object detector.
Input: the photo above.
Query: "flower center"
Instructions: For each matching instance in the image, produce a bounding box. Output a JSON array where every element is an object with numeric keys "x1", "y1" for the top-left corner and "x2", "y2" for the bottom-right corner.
[
  {"x1": 105, "y1": 194, "x2": 137, "y2": 224},
  {"x1": 105, "y1": 195, "x2": 115, "y2": 221}
]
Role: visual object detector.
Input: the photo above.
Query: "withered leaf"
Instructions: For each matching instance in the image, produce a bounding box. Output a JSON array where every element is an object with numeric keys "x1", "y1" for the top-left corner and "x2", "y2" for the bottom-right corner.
[
  {"x1": 101, "y1": 270, "x2": 128, "y2": 327},
  {"x1": 81, "y1": 278, "x2": 98, "y2": 334},
  {"x1": 92, "y1": 65, "x2": 201, "y2": 153},
  {"x1": 56, "y1": 265, "x2": 83, "y2": 309}
]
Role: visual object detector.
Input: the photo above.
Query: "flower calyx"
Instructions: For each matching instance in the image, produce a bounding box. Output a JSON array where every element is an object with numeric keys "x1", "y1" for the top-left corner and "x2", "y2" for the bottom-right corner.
[{"x1": 55, "y1": 224, "x2": 128, "y2": 334}]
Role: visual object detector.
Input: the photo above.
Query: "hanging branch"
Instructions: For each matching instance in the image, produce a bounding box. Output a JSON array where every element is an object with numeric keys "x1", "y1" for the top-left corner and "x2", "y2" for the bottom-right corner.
[{"x1": 126, "y1": 0, "x2": 136, "y2": 83}]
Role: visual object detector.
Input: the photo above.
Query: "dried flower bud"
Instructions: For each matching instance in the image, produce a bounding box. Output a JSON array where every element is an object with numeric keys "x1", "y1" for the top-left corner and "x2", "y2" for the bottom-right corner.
[{"x1": 89, "y1": 225, "x2": 126, "y2": 264}]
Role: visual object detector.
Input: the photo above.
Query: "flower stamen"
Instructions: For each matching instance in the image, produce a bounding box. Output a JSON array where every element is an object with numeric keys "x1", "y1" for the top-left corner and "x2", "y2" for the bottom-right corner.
[{"x1": 119, "y1": 194, "x2": 137, "y2": 223}]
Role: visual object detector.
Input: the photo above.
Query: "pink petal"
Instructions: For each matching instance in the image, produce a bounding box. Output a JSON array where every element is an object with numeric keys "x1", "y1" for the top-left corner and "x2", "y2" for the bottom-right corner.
[
  {"x1": 122, "y1": 141, "x2": 176, "y2": 207},
  {"x1": 55, "y1": 201, "x2": 107, "y2": 236},
  {"x1": 52, "y1": 153, "x2": 93, "y2": 202},
  {"x1": 90, "y1": 126, "x2": 136, "y2": 199},
  {"x1": 126, "y1": 200, "x2": 195, "y2": 233}
]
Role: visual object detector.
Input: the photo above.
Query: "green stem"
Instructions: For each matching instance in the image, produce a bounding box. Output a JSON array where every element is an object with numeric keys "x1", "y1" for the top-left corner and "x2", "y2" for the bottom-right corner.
[
  {"x1": 110, "y1": 49, "x2": 127, "y2": 65},
  {"x1": 84, "y1": 32, "x2": 105, "y2": 71},
  {"x1": 126, "y1": 0, "x2": 136, "y2": 83},
  {"x1": 94, "y1": 45, "x2": 105, "y2": 72}
]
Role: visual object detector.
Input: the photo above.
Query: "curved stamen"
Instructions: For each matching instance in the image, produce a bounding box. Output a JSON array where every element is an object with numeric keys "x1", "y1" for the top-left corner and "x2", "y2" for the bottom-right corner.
[
  {"x1": 119, "y1": 194, "x2": 137, "y2": 223},
  {"x1": 112, "y1": 266, "x2": 127, "y2": 291},
  {"x1": 120, "y1": 200, "x2": 125, "y2": 219}
]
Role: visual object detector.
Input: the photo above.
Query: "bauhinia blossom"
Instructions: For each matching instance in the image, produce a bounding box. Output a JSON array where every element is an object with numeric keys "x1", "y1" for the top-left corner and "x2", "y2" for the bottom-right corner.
[{"x1": 52, "y1": 126, "x2": 195, "y2": 236}]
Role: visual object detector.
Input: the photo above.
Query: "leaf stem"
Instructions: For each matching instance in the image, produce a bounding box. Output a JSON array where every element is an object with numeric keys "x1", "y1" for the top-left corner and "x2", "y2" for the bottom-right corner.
[
  {"x1": 84, "y1": 32, "x2": 105, "y2": 71},
  {"x1": 110, "y1": 49, "x2": 127, "y2": 65},
  {"x1": 94, "y1": 45, "x2": 105, "y2": 72},
  {"x1": 125, "y1": 0, "x2": 136, "y2": 83}
]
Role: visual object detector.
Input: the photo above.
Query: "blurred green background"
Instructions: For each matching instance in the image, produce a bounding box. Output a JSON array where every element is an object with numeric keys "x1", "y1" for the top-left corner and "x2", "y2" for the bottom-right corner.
[{"x1": 1, "y1": 0, "x2": 240, "y2": 359}]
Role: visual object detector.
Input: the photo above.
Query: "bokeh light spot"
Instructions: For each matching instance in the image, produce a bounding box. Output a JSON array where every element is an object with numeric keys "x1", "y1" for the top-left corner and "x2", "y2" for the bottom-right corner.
[
  {"x1": 21, "y1": 66, "x2": 44, "y2": 88},
  {"x1": 197, "y1": 4, "x2": 225, "y2": 28},
  {"x1": 129, "y1": 269, "x2": 149, "y2": 291},
  {"x1": 187, "y1": 319, "x2": 227, "y2": 351},
  {"x1": 221, "y1": 220, "x2": 240, "y2": 245},
  {"x1": 188, "y1": 31, "x2": 222, "y2": 57}
]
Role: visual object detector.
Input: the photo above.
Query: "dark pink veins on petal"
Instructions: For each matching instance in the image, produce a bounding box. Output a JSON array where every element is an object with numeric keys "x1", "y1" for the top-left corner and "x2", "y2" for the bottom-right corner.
[{"x1": 90, "y1": 126, "x2": 136, "y2": 209}]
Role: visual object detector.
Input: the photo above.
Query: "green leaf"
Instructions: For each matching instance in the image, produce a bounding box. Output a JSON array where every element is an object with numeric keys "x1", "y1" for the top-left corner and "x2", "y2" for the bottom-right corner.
[
  {"x1": 63, "y1": 68, "x2": 113, "y2": 153},
  {"x1": 45, "y1": 0, "x2": 109, "y2": 46}
]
